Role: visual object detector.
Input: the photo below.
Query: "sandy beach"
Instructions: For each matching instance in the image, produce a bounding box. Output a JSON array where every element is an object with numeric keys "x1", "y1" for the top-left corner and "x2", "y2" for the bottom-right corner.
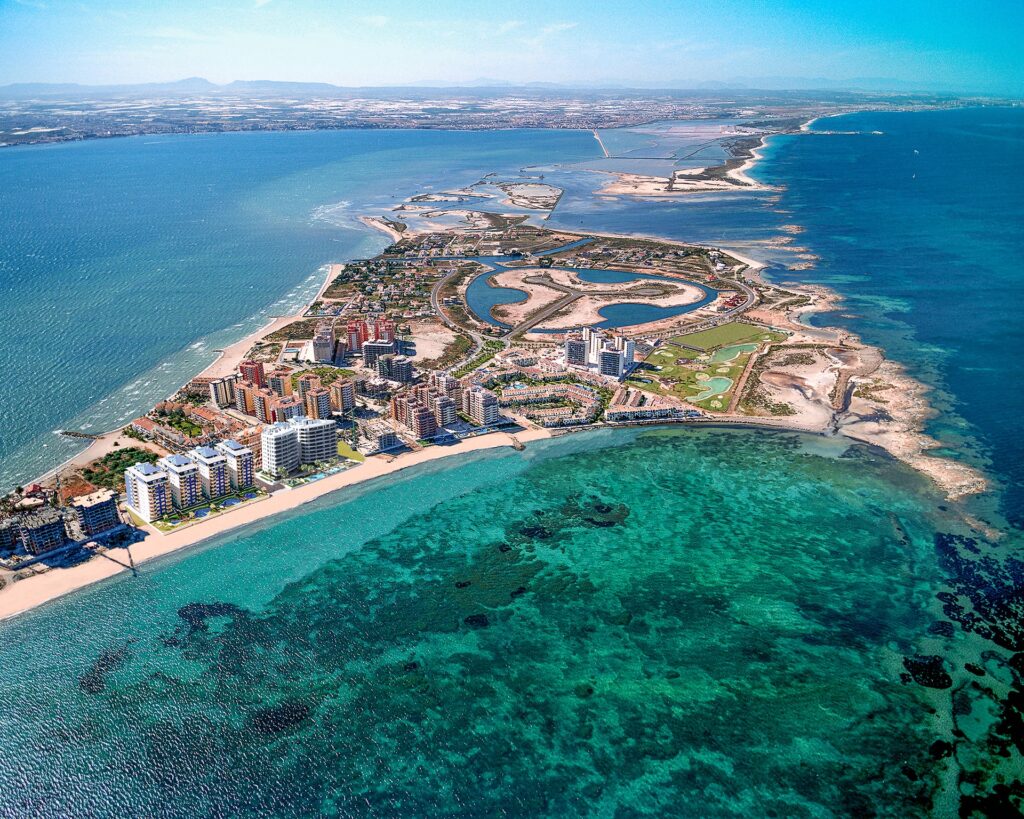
[
  {"x1": 28, "y1": 261, "x2": 344, "y2": 490},
  {"x1": 0, "y1": 428, "x2": 552, "y2": 621},
  {"x1": 358, "y1": 215, "x2": 404, "y2": 242}
]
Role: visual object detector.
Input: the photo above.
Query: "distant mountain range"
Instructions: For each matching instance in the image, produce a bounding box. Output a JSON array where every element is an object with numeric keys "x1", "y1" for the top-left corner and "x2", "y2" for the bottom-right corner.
[{"x1": 0, "y1": 76, "x2": 988, "y2": 100}]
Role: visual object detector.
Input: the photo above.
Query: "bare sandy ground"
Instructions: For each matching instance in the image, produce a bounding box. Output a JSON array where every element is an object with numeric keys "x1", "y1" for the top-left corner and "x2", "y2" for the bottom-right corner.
[
  {"x1": 358, "y1": 215, "x2": 404, "y2": 242},
  {"x1": 597, "y1": 166, "x2": 767, "y2": 197},
  {"x1": 409, "y1": 320, "x2": 459, "y2": 360},
  {"x1": 0, "y1": 428, "x2": 552, "y2": 621},
  {"x1": 754, "y1": 349, "x2": 840, "y2": 430},
  {"x1": 498, "y1": 182, "x2": 561, "y2": 210},
  {"x1": 490, "y1": 278, "x2": 563, "y2": 325}
]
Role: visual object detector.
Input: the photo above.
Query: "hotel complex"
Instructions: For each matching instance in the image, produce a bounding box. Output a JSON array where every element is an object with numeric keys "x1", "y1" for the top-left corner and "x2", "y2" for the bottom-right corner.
[{"x1": 564, "y1": 327, "x2": 636, "y2": 380}]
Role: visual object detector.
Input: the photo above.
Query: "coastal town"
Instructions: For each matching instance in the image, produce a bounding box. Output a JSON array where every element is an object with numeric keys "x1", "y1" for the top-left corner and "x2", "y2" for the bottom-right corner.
[
  {"x1": 0, "y1": 83, "x2": 969, "y2": 149},
  {"x1": 0, "y1": 214, "x2": 984, "y2": 615}
]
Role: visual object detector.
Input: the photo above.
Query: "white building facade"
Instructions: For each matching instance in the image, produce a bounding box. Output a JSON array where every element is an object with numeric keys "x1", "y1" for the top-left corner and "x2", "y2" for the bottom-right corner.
[{"x1": 124, "y1": 462, "x2": 172, "y2": 523}]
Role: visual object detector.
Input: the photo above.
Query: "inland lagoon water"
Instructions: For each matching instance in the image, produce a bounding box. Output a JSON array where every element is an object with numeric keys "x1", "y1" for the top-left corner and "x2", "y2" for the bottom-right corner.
[
  {"x1": 0, "y1": 426, "x2": 1010, "y2": 817},
  {"x1": 463, "y1": 256, "x2": 717, "y2": 331}
]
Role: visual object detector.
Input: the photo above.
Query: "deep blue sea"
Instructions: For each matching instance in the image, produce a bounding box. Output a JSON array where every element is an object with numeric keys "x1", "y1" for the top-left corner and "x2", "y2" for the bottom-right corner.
[
  {"x1": 759, "y1": 109, "x2": 1024, "y2": 528},
  {"x1": 0, "y1": 110, "x2": 1022, "y2": 815},
  {"x1": 553, "y1": 107, "x2": 1024, "y2": 529}
]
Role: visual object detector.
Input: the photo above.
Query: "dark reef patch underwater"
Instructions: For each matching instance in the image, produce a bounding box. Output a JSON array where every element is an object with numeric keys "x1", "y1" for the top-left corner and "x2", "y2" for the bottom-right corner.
[{"x1": 1, "y1": 426, "x2": 1022, "y2": 816}]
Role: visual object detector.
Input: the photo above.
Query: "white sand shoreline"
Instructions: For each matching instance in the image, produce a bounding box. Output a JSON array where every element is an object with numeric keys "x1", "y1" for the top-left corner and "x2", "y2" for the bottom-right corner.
[
  {"x1": 0, "y1": 429, "x2": 552, "y2": 622},
  {"x1": 27, "y1": 261, "x2": 343, "y2": 490}
]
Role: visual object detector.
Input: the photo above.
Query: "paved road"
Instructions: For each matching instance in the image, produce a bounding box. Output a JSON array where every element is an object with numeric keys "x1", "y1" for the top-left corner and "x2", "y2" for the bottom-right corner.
[{"x1": 429, "y1": 267, "x2": 495, "y2": 369}]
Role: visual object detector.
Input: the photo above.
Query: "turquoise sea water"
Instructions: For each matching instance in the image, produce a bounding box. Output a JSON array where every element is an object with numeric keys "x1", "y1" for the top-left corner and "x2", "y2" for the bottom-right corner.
[
  {"x1": 0, "y1": 428, "x2": 1004, "y2": 816},
  {"x1": 1, "y1": 110, "x2": 1023, "y2": 814}
]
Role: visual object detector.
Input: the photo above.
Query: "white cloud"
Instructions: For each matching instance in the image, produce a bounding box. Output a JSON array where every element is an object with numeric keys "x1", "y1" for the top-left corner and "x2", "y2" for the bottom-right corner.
[
  {"x1": 542, "y1": 22, "x2": 578, "y2": 35},
  {"x1": 358, "y1": 15, "x2": 390, "y2": 28},
  {"x1": 147, "y1": 27, "x2": 214, "y2": 42},
  {"x1": 520, "y1": 21, "x2": 578, "y2": 49}
]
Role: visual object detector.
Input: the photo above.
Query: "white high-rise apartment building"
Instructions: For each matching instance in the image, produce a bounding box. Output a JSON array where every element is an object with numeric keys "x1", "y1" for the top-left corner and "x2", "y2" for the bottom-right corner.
[
  {"x1": 124, "y1": 462, "x2": 172, "y2": 523},
  {"x1": 261, "y1": 422, "x2": 301, "y2": 477},
  {"x1": 292, "y1": 416, "x2": 338, "y2": 464},
  {"x1": 189, "y1": 446, "x2": 230, "y2": 499},
  {"x1": 157, "y1": 454, "x2": 201, "y2": 509},
  {"x1": 215, "y1": 440, "x2": 255, "y2": 490}
]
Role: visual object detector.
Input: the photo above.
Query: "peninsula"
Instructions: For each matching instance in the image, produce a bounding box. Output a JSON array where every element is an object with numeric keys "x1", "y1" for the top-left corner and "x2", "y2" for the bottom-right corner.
[{"x1": 0, "y1": 195, "x2": 984, "y2": 619}]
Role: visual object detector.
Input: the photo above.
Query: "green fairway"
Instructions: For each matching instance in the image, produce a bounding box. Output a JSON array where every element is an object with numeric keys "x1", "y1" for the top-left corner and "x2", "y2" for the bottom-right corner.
[
  {"x1": 670, "y1": 321, "x2": 785, "y2": 351},
  {"x1": 629, "y1": 337, "x2": 763, "y2": 411}
]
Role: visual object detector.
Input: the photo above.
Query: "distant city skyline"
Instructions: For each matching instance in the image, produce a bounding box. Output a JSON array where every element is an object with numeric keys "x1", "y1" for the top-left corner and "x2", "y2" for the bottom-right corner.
[{"x1": 1, "y1": 0, "x2": 1021, "y2": 95}]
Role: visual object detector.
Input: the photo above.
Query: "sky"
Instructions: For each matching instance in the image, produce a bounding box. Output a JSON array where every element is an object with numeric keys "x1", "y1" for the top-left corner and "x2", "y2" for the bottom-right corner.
[{"x1": 0, "y1": 0, "x2": 1021, "y2": 94}]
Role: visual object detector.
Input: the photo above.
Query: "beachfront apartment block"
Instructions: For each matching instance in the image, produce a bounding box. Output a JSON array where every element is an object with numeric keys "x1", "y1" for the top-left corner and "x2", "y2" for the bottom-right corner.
[
  {"x1": 431, "y1": 394, "x2": 458, "y2": 427},
  {"x1": 125, "y1": 462, "x2": 172, "y2": 523},
  {"x1": 390, "y1": 392, "x2": 438, "y2": 439},
  {"x1": 261, "y1": 422, "x2": 301, "y2": 477},
  {"x1": 189, "y1": 446, "x2": 230, "y2": 500},
  {"x1": 260, "y1": 425, "x2": 299, "y2": 477},
  {"x1": 157, "y1": 454, "x2": 201, "y2": 509},
  {"x1": 19, "y1": 507, "x2": 69, "y2": 555},
  {"x1": 0, "y1": 519, "x2": 20, "y2": 553},
  {"x1": 69, "y1": 488, "x2": 120, "y2": 537},
  {"x1": 208, "y1": 374, "x2": 237, "y2": 408},
  {"x1": 260, "y1": 416, "x2": 338, "y2": 476},
  {"x1": 215, "y1": 439, "x2": 255, "y2": 490},
  {"x1": 293, "y1": 416, "x2": 338, "y2": 464},
  {"x1": 464, "y1": 386, "x2": 500, "y2": 426}
]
